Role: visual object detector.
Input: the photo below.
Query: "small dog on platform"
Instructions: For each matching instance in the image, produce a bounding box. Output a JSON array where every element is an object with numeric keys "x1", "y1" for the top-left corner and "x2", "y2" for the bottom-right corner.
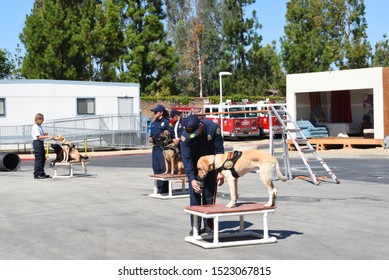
[
  {"x1": 163, "y1": 144, "x2": 185, "y2": 175},
  {"x1": 196, "y1": 150, "x2": 287, "y2": 208},
  {"x1": 52, "y1": 135, "x2": 89, "y2": 172},
  {"x1": 159, "y1": 132, "x2": 185, "y2": 175}
]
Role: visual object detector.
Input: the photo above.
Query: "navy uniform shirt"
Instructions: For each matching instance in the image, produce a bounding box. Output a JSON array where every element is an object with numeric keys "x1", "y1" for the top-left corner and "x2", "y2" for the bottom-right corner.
[
  {"x1": 180, "y1": 119, "x2": 224, "y2": 182},
  {"x1": 150, "y1": 117, "x2": 173, "y2": 147}
]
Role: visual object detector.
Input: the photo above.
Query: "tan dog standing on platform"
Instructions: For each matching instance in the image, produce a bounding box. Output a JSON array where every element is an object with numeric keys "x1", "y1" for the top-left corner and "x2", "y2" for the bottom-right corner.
[{"x1": 196, "y1": 150, "x2": 287, "y2": 208}]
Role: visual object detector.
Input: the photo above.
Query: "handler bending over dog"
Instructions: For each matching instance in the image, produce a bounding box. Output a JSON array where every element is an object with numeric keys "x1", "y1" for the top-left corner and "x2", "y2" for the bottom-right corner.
[{"x1": 180, "y1": 115, "x2": 225, "y2": 235}]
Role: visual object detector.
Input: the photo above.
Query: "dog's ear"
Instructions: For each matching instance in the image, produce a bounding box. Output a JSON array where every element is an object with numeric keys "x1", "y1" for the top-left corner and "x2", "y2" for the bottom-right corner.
[
  {"x1": 203, "y1": 157, "x2": 210, "y2": 167},
  {"x1": 204, "y1": 157, "x2": 211, "y2": 172},
  {"x1": 197, "y1": 156, "x2": 209, "y2": 170}
]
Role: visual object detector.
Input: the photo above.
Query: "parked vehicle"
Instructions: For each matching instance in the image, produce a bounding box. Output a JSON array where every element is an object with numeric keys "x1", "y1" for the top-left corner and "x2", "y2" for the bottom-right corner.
[
  {"x1": 253, "y1": 102, "x2": 286, "y2": 137},
  {"x1": 203, "y1": 102, "x2": 260, "y2": 138},
  {"x1": 172, "y1": 100, "x2": 286, "y2": 139}
]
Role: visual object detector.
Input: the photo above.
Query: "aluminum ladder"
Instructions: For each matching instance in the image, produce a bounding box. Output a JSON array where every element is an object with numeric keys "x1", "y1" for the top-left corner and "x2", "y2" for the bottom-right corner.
[{"x1": 268, "y1": 104, "x2": 340, "y2": 185}]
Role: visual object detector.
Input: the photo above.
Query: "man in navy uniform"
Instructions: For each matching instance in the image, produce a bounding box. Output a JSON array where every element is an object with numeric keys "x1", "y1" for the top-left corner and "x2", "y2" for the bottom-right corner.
[
  {"x1": 149, "y1": 105, "x2": 173, "y2": 193},
  {"x1": 180, "y1": 114, "x2": 224, "y2": 234}
]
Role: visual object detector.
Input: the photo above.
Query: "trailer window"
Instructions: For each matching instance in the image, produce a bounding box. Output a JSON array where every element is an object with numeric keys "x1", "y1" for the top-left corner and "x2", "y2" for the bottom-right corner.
[
  {"x1": 0, "y1": 98, "x2": 5, "y2": 116},
  {"x1": 77, "y1": 98, "x2": 95, "y2": 115}
]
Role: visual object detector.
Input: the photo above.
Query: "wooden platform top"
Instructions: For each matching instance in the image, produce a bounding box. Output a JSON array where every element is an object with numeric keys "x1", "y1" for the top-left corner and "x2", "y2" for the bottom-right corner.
[
  {"x1": 185, "y1": 202, "x2": 276, "y2": 214},
  {"x1": 149, "y1": 174, "x2": 187, "y2": 179}
]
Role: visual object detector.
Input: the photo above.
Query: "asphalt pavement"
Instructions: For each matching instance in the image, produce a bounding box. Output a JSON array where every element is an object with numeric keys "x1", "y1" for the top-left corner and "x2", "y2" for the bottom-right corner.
[{"x1": 1, "y1": 143, "x2": 389, "y2": 260}]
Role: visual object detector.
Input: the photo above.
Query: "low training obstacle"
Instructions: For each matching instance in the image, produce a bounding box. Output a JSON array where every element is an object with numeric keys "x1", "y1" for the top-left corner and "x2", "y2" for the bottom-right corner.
[
  {"x1": 184, "y1": 202, "x2": 277, "y2": 249},
  {"x1": 149, "y1": 174, "x2": 189, "y2": 199},
  {"x1": 52, "y1": 161, "x2": 89, "y2": 178}
]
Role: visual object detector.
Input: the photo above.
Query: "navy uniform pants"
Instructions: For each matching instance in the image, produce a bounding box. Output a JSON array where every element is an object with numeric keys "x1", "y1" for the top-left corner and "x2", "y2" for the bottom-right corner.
[
  {"x1": 151, "y1": 146, "x2": 169, "y2": 192},
  {"x1": 189, "y1": 169, "x2": 217, "y2": 229},
  {"x1": 33, "y1": 140, "x2": 46, "y2": 177}
]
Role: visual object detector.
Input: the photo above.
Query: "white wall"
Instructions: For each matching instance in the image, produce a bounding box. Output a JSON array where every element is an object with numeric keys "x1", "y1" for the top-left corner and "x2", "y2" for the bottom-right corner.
[
  {"x1": 287, "y1": 67, "x2": 384, "y2": 138},
  {"x1": 0, "y1": 80, "x2": 140, "y2": 126}
]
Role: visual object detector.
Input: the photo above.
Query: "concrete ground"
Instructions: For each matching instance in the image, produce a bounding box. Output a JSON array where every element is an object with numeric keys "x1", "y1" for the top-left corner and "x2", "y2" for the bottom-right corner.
[{"x1": 1, "y1": 142, "x2": 388, "y2": 260}]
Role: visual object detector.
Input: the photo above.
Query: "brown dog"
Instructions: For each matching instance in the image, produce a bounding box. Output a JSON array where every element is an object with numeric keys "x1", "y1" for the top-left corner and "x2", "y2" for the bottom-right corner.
[
  {"x1": 54, "y1": 135, "x2": 88, "y2": 172},
  {"x1": 163, "y1": 144, "x2": 185, "y2": 175},
  {"x1": 196, "y1": 150, "x2": 287, "y2": 208}
]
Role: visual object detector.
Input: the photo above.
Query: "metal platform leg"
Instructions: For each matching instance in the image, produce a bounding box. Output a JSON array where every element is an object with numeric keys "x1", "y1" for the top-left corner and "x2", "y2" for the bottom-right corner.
[
  {"x1": 263, "y1": 212, "x2": 269, "y2": 240},
  {"x1": 213, "y1": 216, "x2": 219, "y2": 245},
  {"x1": 168, "y1": 181, "x2": 173, "y2": 197}
]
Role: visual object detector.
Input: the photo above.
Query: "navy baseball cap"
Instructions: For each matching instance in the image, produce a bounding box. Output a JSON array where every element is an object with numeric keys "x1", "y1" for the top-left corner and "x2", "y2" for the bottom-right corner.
[
  {"x1": 151, "y1": 104, "x2": 165, "y2": 112},
  {"x1": 170, "y1": 110, "x2": 180, "y2": 118},
  {"x1": 184, "y1": 115, "x2": 203, "y2": 139}
]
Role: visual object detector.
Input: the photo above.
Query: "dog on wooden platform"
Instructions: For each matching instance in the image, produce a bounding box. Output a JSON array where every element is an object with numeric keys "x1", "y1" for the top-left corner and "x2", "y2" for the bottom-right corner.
[
  {"x1": 52, "y1": 135, "x2": 89, "y2": 172},
  {"x1": 158, "y1": 132, "x2": 185, "y2": 175},
  {"x1": 196, "y1": 150, "x2": 287, "y2": 208}
]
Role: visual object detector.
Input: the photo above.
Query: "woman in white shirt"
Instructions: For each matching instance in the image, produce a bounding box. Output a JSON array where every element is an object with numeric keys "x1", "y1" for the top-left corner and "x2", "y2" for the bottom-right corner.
[{"x1": 31, "y1": 113, "x2": 53, "y2": 179}]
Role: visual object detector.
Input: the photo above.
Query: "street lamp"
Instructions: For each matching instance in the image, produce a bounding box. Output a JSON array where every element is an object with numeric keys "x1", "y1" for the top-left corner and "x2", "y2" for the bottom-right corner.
[{"x1": 219, "y1": 71, "x2": 232, "y2": 137}]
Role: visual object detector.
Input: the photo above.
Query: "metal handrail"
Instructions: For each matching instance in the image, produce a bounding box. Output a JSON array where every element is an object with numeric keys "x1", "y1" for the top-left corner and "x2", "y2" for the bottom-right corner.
[{"x1": 0, "y1": 114, "x2": 151, "y2": 152}]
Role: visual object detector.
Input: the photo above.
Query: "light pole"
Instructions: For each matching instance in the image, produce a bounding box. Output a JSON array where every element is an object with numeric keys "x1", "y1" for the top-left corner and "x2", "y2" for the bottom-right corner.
[{"x1": 219, "y1": 71, "x2": 232, "y2": 137}]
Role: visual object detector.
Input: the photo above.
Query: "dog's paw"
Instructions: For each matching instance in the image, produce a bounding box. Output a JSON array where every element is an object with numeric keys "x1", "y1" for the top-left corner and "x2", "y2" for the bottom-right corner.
[
  {"x1": 226, "y1": 201, "x2": 236, "y2": 208},
  {"x1": 264, "y1": 203, "x2": 275, "y2": 208}
]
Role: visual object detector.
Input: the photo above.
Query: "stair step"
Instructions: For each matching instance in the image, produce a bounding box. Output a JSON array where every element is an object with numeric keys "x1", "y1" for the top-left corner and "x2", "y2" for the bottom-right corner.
[{"x1": 287, "y1": 128, "x2": 301, "y2": 133}]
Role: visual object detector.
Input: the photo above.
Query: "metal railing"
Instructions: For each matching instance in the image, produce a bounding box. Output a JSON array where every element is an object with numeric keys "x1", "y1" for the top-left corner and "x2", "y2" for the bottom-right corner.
[{"x1": 0, "y1": 114, "x2": 151, "y2": 152}]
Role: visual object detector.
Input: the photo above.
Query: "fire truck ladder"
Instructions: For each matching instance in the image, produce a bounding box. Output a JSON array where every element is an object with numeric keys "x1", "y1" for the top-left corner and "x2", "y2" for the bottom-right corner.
[{"x1": 268, "y1": 105, "x2": 340, "y2": 185}]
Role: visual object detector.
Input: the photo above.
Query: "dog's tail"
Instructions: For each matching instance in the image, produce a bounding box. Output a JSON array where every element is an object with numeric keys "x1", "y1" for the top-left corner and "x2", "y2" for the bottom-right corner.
[{"x1": 275, "y1": 160, "x2": 287, "y2": 182}]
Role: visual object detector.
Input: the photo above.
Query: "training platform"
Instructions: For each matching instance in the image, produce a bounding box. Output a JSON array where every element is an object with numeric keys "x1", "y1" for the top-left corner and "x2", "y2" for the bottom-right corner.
[
  {"x1": 288, "y1": 137, "x2": 384, "y2": 151},
  {"x1": 148, "y1": 174, "x2": 189, "y2": 199},
  {"x1": 52, "y1": 161, "x2": 89, "y2": 178},
  {"x1": 185, "y1": 203, "x2": 277, "y2": 249}
]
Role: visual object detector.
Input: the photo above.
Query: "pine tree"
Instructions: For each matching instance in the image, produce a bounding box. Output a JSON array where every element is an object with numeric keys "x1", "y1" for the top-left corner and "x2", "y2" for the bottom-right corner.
[
  {"x1": 121, "y1": 0, "x2": 177, "y2": 96},
  {"x1": 20, "y1": 0, "x2": 101, "y2": 80},
  {"x1": 221, "y1": 0, "x2": 274, "y2": 96},
  {"x1": 94, "y1": 0, "x2": 126, "y2": 81}
]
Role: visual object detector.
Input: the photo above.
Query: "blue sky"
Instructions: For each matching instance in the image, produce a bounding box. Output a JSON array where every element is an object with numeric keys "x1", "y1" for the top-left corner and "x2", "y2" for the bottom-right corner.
[{"x1": 0, "y1": 0, "x2": 388, "y2": 56}]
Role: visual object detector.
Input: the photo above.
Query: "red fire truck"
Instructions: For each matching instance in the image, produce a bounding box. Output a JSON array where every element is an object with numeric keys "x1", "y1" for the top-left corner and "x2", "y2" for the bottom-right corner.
[
  {"x1": 203, "y1": 103, "x2": 260, "y2": 138},
  {"x1": 170, "y1": 106, "x2": 203, "y2": 118},
  {"x1": 172, "y1": 100, "x2": 286, "y2": 138}
]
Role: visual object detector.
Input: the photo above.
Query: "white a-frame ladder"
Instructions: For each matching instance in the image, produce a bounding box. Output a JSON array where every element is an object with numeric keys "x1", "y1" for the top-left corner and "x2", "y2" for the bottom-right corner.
[{"x1": 268, "y1": 104, "x2": 340, "y2": 185}]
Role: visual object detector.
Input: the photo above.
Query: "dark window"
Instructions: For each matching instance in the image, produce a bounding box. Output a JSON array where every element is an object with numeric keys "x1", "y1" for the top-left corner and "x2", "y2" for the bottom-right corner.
[
  {"x1": 0, "y1": 98, "x2": 5, "y2": 116},
  {"x1": 77, "y1": 98, "x2": 95, "y2": 115}
]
